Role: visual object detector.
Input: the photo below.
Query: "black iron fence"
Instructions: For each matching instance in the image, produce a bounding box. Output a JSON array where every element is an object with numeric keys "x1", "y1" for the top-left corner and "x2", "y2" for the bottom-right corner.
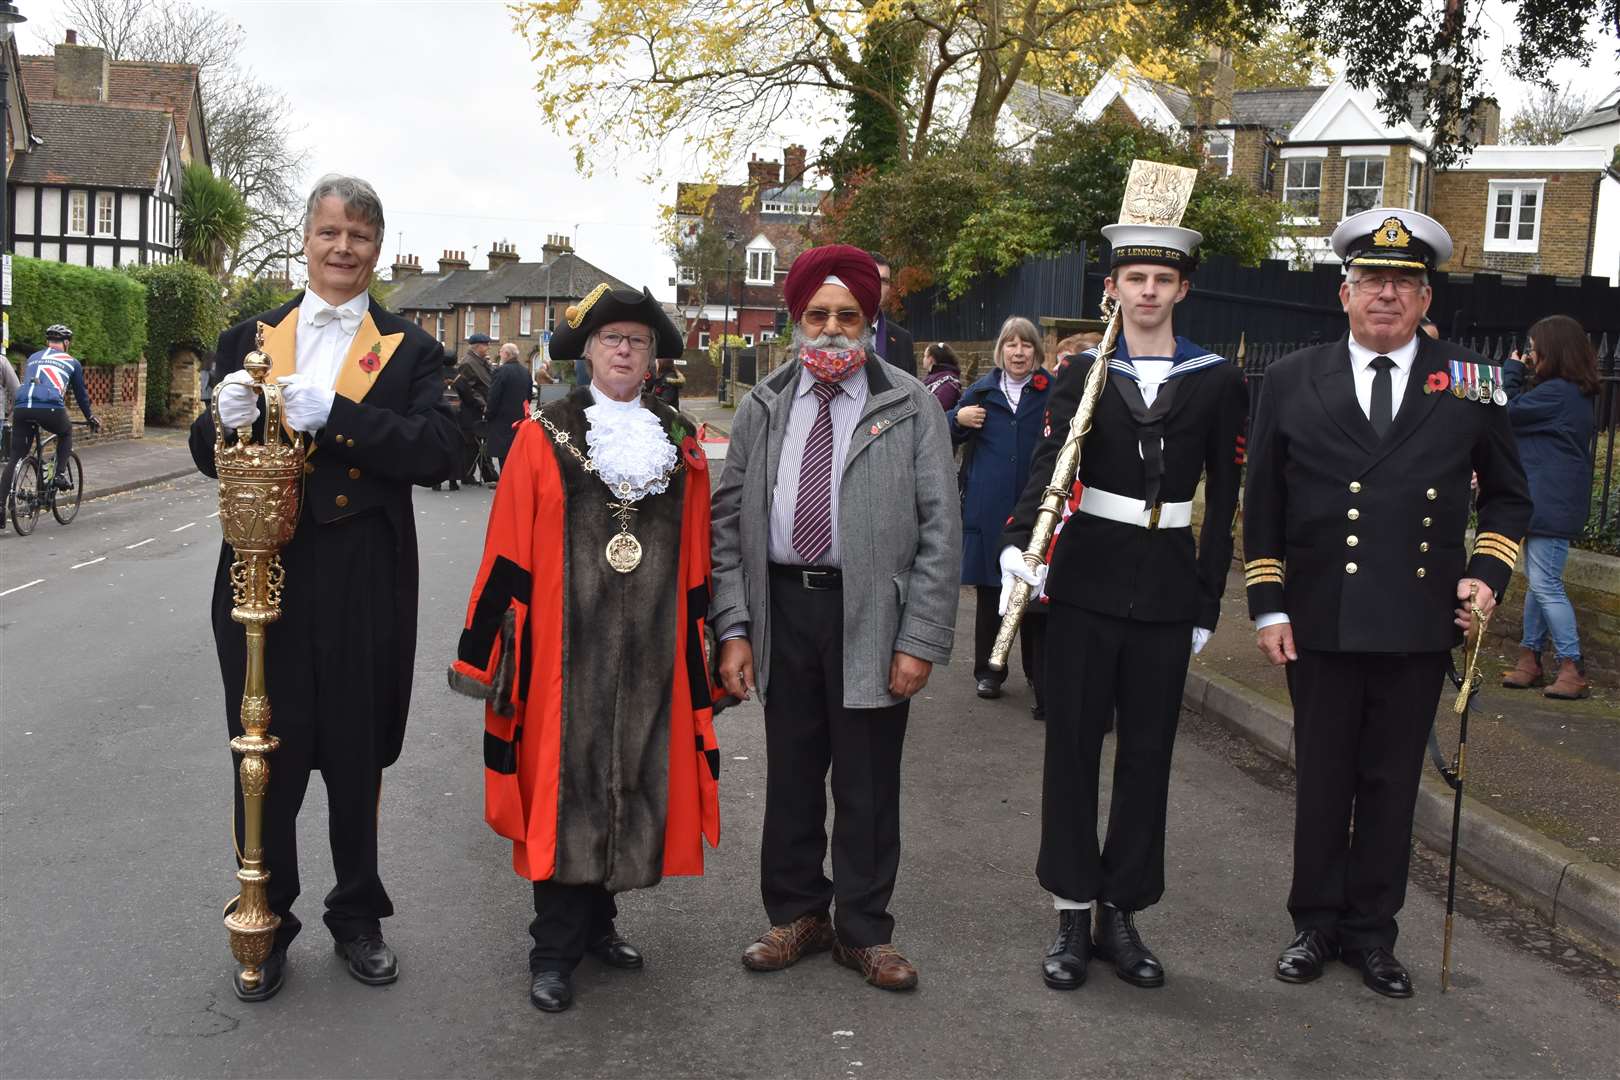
[{"x1": 1227, "y1": 334, "x2": 1619, "y2": 548}]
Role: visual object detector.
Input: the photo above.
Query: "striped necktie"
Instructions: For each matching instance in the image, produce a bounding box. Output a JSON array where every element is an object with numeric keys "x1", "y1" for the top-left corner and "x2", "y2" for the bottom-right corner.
[{"x1": 791, "y1": 380, "x2": 842, "y2": 563}]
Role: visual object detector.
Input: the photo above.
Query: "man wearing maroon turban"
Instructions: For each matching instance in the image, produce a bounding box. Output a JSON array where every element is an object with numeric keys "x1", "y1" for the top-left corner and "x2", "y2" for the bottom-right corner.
[{"x1": 710, "y1": 244, "x2": 961, "y2": 992}]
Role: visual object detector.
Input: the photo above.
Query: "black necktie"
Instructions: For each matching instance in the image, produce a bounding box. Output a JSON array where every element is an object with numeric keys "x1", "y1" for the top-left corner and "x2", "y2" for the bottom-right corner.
[{"x1": 1370, "y1": 355, "x2": 1395, "y2": 439}]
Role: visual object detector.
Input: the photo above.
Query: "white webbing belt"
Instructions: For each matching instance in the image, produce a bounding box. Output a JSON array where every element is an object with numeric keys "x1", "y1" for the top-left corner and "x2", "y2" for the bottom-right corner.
[{"x1": 1076, "y1": 487, "x2": 1193, "y2": 530}]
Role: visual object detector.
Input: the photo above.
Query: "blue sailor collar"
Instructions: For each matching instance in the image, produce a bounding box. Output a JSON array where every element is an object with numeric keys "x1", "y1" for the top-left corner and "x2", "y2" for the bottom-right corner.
[{"x1": 1085, "y1": 334, "x2": 1226, "y2": 383}]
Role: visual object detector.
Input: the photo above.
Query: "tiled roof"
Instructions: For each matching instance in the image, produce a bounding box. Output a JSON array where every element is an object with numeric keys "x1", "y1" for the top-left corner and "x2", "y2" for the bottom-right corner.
[
  {"x1": 10, "y1": 101, "x2": 173, "y2": 189},
  {"x1": 19, "y1": 54, "x2": 203, "y2": 155},
  {"x1": 1005, "y1": 81, "x2": 1080, "y2": 128},
  {"x1": 1229, "y1": 87, "x2": 1326, "y2": 130},
  {"x1": 379, "y1": 272, "x2": 445, "y2": 312},
  {"x1": 1564, "y1": 89, "x2": 1620, "y2": 136},
  {"x1": 387, "y1": 253, "x2": 635, "y2": 313},
  {"x1": 1143, "y1": 77, "x2": 1196, "y2": 125}
]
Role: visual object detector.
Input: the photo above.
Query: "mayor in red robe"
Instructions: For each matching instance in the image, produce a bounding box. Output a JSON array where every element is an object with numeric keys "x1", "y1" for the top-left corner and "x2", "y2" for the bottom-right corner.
[{"x1": 450, "y1": 285, "x2": 720, "y2": 1013}]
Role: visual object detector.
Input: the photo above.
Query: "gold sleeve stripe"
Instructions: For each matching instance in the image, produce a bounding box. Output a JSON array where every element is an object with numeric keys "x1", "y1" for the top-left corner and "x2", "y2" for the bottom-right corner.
[
  {"x1": 1246, "y1": 571, "x2": 1285, "y2": 586},
  {"x1": 1474, "y1": 532, "x2": 1522, "y2": 562},
  {"x1": 1245, "y1": 558, "x2": 1285, "y2": 571},
  {"x1": 1475, "y1": 548, "x2": 1517, "y2": 570}
]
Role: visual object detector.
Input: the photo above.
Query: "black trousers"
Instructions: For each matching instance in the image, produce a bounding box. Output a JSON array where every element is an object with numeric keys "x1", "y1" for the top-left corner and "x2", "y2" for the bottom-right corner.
[
  {"x1": 529, "y1": 882, "x2": 618, "y2": 974},
  {"x1": 972, "y1": 586, "x2": 1047, "y2": 696},
  {"x1": 1286, "y1": 649, "x2": 1447, "y2": 951},
  {"x1": 1, "y1": 406, "x2": 72, "y2": 504},
  {"x1": 762, "y1": 574, "x2": 909, "y2": 948},
  {"x1": 1037, "y1": 603, "x2": 1191, "y2": 910},
  {"x1": 217, "y1": 511, "x2": 399, "y2": 950}
]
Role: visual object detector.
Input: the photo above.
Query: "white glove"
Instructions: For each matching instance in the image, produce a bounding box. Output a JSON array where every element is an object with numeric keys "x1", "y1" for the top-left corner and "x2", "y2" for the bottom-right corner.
[
  {"x1": 997, "y1": 545, "x2": 1048, "y2": 617},
  {"x1": 1192, "y1": 627, "x2": 1212, "y2": 655},
  {"x1": 215, "y1": 369, "x2": 261, "y2": 430},
  {"x1": 278, "y1": 373, "x2": 336, "y2": 434}
]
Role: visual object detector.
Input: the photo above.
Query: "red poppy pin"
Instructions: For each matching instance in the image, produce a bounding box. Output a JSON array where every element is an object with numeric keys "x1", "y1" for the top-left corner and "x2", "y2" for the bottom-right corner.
[
  {"x1": 680, "y1": 434, "x2": 705, "y2": 469},
  {"x1": 1032, "y1": 372, "x2": 1049, "y2": 392},
  {"x1": 1425, "y1": 370, "x2": 1449, "y2": 395},
  {"x1": 359, "y1": 341, "x2": 383, "y2": 373}
]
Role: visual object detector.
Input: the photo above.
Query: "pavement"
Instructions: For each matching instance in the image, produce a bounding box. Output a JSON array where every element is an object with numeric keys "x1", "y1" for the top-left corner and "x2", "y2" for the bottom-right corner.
[{"x1": 1, "y1": 409, "x2": 1616, "y2": 1077}]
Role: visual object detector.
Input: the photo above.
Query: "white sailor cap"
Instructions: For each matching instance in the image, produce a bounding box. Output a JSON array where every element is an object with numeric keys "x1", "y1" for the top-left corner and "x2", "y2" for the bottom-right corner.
[
  {"x1": 1331, "y1": 208, "x2": 1453, "y2": 272},
  {"x1": 1101, "y1": 223, "x2": 1202, "y2": 272}
]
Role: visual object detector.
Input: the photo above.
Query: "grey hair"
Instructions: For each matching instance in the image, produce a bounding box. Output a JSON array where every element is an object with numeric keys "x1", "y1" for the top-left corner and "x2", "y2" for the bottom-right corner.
[
  {"x1": 499, "y1": 342, "x2": 520, "y2": 361},
  {"x1": 790, "y1": 324, "x2": 876, "y2": 354},
  {"x1": 994, "y1": 316, "x2": 1045, "y2": 369},
  {"x1": 1345, "y1": 266, "x2": 1429, "y2": 287},
  {"x1": 303, "y1": 173, "x2": 385, "y2": 241}
]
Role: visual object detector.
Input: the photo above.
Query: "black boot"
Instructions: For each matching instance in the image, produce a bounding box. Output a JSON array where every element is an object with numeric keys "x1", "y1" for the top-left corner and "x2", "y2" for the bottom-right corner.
[
  {"x1": 1041, "y1": 909, "x2": 1091, "y2": 990},
  {"x1": 529, "y1": 970, "x2": 574, "y2": 1012},
  {"x1": 1093, "y1": 904, "x2": 1164, "y2": 988}
]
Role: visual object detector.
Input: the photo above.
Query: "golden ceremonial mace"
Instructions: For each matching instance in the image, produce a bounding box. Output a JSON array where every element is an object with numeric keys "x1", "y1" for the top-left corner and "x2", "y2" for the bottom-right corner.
[
  {"x1": 212, "y1": 327, "x2": 305, "y2": 994},
  {"x1": 1438, "y1": 581, "x2": 1491, "y2": 992},
  {"x1": 990, "y1": 159, "x2": 1200, "y2": 672}
]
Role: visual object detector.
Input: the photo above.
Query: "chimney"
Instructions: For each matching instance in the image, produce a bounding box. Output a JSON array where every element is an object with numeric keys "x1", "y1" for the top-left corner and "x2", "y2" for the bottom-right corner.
[
  {"x1": 438, "y1": 249, "x2": 470, "y2": 275},
  {"x1": 747, "y1": 153, "x2": 782, "y2": 188},
  {"x1": 1194, "y1": 46, "x2": 1236, "y2": 129},
  {"x1": 487, "y1": 240, "x2": 521, "y2": 270},
  {"x1": 783, "y1": 145, "x2": 808, "y2": 183},
  {"x1": 390, "y1": 253, "x2": 422, "y2": 279},
  {"x1": 1467, "y1": 99, "x2": 1501, "y2": 145},
  {"x1": 541, "y1": 233, "x2": 573, "y2": 259},
  {"x1": 55, "y1": 36, "x2": 110, "y2": 102}
]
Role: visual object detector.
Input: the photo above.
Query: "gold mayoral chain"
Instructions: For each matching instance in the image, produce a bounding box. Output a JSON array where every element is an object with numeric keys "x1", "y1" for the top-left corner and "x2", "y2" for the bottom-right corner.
[{"x1": 537, "y1": 412, "x2": 684, "y2": 573}]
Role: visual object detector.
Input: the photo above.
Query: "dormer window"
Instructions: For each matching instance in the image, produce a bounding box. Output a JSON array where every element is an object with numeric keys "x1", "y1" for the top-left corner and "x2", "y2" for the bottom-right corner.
[{"x1": 745, "y1": 235, "x2": 776, "y2": 284}]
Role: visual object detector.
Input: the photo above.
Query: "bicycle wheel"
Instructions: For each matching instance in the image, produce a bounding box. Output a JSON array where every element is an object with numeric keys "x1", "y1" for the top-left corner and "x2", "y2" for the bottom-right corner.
[
  {"x1": 10, "y1": 456, "x2": 41, "y2": 536},
  {"x1": 53, "y1": 451, "x2": 84, "y2": 525}
]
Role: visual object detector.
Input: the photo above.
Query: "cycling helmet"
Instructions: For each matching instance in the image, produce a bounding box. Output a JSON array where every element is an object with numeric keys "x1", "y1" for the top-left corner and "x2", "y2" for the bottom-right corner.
[{"x1": 44, "y1": 323, "x2": 73, "y2": 340}]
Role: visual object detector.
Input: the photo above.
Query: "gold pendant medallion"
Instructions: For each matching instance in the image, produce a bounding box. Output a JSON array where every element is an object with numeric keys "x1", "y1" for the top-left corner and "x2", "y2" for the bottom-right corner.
[{"x1": 606, "y1": 530, "x2": 643, "y2": 573}]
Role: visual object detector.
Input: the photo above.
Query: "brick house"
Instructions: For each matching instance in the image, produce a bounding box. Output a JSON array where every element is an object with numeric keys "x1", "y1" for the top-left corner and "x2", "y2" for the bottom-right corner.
[
  {"x1": 671, "y1": 145, "x2": 828, "y2": 349},
  {"x1": 1040, "y1": 55, "x2": 1620, "y2": 283},
  {"x1": 385, "y1": 236, "x2": 638, "y2": 365}
]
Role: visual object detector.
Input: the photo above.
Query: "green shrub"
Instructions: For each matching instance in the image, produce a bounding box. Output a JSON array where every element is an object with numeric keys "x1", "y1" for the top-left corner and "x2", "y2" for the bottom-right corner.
[
  {"x1": 10, "y1": 257, "x2": 147, "y2": 367},
  {"x1": 126, "y1": 261, "x2": 227, "y2": 420},
  {"x1": 226, "y1": 276, "x2": 298, "y2": 329}
]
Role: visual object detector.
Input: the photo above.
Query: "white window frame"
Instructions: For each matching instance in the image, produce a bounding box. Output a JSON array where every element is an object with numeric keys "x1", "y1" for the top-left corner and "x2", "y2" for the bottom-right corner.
[
  {"x1": 1406, "y1": 161, "x2": 1422, "y2": 210},
  {"x1": 95, "y1": 192, "x2": 115, "y2": 237},
  {"x1": 520, "y1": 303, "x2": 532, "y2": 336},
  {"x1": 1342, "y1": 156, "x2": 1386, "y2": 219},
  {"x1": 464, "y1": 308, "x2": 475, "y2": 337},
  {"x1": 435, "y1": 315, "x2": 444, "y2": 343},
  {"x1": 761, "y1": 201, "x2": 786, "y2": 214},
  {"x1": 1483, "y1": 180, "x2": 1545, "y2": 253},
  {"x1": 545, "y1": 305, "x2": 556, "y2": 332},
  {"x1": 697, "y1": 331, "x2": 710, "y2": 349},
  {"x1": 676, "y1": 266, "x2": 697, "y2": 285},
  {"x1": 741, "y1": 334, "x2": 755, "y2": 347},
  {"x1": 1205, "y1": 132, "x2": 1233, "y2": 176},
  {"x1": 68, "y1": 191, "x2": 89, "y2": 235},
  {"x1": 745, "y1": 247, "x2": 775, "y2": 285},
  {"x1": 1281, "y1": 157, "x2": 1323, "y2": 224},
  {"x1": 490, "y1": 306, "x2": 501, "y2": 340}
]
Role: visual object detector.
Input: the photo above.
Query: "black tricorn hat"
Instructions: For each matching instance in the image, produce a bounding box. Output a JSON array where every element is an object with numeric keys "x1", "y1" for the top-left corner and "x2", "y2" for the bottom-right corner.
[{"x1": 548, "y1": 284, "x2": 684, "y2": 362}]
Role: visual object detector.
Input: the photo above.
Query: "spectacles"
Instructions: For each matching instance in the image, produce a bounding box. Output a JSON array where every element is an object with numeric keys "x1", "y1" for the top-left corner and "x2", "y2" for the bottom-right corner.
[
  {"x1": 1349, "y1": 275, "x2": 1426, "y2": 296},
  {"x1": 596, "y1": 331, "x2": 653, "y2": 353},
  {"x1": 801, "y1": 308, "x2": 865, "y2": 329}
]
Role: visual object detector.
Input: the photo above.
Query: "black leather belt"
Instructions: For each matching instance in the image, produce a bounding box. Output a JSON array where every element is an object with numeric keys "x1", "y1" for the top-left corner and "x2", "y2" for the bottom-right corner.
[{"x1": 769, "y1": 563, "x2": 843, "y2": 590}]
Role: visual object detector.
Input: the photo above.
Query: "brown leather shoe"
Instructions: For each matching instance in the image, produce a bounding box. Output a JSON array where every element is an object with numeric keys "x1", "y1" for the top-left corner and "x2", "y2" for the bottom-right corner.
[
  {"x1": 741, "y1": 914, "x2": 834, "y2": 972},
  {"x1": 1543, "y1": 658, "x2": 1590, "y2": 700},
  {"x1": 1502, "y1": 647, "x2": 1543, "y2": 688},
  {"x1": 832, "y1": 941, "x2": 919, "y2": 991}
]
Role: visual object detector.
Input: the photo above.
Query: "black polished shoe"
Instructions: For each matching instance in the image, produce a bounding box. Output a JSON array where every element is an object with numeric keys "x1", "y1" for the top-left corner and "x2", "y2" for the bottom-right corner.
[
  {"x1": 1093, "y1": 904, "x2": 1165, "y2": 988},
  {"x1": 1275, "y1": 929, "x2": 1338, "y2": 984},
  {"x1": 975, "y1": 677, "x2": 1002, "y2": 699},
  {"x1": 529, "y1": 970, "x2": 574, "y2": 1012},
  {"x1": 587, "y1": 931, "x2": 644, "y2": 970},
  {"x1": 1342, "y1": 946, "x2": 1414, "y2": 999},
  {"x1": 1031, "y1": 704, "x2": 1046, "y2": 723},
  {"x1": 232, "y1": 945, "x2": 287, "y2": 1002},
  {"x1": 335, "y1": 933, "x2": 399, "y2": 986},
  {"x1": 1041, "y1": 909, "x2": 1091, "y2": 990}
]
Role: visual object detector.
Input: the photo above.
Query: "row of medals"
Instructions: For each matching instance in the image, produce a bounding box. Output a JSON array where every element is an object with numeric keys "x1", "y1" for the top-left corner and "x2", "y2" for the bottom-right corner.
[{"x1": 1455, "y1": 379, "x2": 1509, "y2": 406}]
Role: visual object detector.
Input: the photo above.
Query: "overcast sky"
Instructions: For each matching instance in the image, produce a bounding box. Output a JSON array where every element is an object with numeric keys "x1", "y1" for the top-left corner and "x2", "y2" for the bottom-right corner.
[{"x1": 19, "y1": 0, "x2": 1620, "y2": 302}]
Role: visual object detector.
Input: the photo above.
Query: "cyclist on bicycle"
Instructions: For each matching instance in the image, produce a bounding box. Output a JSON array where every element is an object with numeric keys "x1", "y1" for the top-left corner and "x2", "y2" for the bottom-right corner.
[{"x1": 1, "y1": 325, "x2": 102, "y2": 509}]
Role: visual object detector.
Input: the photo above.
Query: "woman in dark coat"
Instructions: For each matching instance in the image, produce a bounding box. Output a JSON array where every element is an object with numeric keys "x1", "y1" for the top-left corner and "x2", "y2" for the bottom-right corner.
[
  {"x1": 922, "y1": 342, "x2": 964, "y2": 411},
  {"x1": 950, "y1": 316, "x2": 1053, "y2": 716},
  {"x1": 1500, "y1": 314, "x2": 1599, "y2": 699},
  {"x1": 484, "y1": 344, "x2": 534, "y2": 468}
]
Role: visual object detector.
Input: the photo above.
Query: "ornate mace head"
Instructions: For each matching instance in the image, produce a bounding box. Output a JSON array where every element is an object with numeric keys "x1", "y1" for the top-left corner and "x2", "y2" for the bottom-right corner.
[{"x1": 213, "y1": 323, "x2": 306, "y2": 556}]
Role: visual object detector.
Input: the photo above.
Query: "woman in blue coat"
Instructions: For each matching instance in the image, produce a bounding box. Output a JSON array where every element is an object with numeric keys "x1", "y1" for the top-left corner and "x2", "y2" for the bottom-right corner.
[
  {"x1": 951, "y1": 316, "x2": 1053, "y2": 715},
  {"x1": 1500, "y1": 314, "x2": 1599, "y2": 699}
]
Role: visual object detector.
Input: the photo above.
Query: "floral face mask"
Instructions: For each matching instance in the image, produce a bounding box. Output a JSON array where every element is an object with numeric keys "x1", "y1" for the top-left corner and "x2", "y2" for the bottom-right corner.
[{"x1": 800, "y1": 345, "x2": 866, "y2": 383}]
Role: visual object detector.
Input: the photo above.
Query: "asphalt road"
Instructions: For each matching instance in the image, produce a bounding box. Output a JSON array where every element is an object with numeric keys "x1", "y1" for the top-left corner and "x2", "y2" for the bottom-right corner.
[{"x1": 1, "y1": 479, "x2": 1616, "y2": 1079}]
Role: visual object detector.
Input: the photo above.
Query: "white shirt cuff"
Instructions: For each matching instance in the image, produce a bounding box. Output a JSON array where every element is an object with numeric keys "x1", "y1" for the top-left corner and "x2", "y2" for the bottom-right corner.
[
  {"x1": 1255, "y1": 612, "x2": 1290, "y2": 630},
  {"x1": 719, "y1": 624, "x2": 749, "y2": 642}
]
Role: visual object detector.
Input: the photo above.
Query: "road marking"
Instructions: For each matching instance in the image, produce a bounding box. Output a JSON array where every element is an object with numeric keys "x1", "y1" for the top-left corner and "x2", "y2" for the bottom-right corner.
[
  {"x1": 171, "y1": 522, "x2": 196, "y2": 533},
  {"x1": 206, "y1": 511, "x2": 220, "y2": 519},
  {"x1": 125, "y1": 537, "x2": 156, "y2": 550},
  {"x1": 0, "y1": 578, "x2": 45, "y2": 597},
  {"x1": 71, "y1": 557, "x2": 107, "y2": 569}
]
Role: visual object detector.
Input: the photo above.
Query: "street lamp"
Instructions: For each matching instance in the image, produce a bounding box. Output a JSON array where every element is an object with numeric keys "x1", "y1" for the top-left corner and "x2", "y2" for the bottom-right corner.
[
  {"x1": 0, "y1": 2, "x2": 26, "y2": 355},
  {"x1": 720, "y1": 229, "x2": 737, "y2": 404}
]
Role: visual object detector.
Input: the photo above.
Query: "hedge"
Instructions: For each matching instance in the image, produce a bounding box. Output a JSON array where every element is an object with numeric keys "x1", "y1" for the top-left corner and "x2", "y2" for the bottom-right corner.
[
  {"x1": 125, "y1": 261, "x2": 227, "y2": 421},
  {"x1": 9, "y1": 257, "x2": 147, "y2": 368}
]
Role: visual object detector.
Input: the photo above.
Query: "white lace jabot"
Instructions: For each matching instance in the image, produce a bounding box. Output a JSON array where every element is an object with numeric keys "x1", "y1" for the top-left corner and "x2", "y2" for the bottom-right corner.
[{"x1": 584, "y1": 385, "x2": 677, "y2": 502}]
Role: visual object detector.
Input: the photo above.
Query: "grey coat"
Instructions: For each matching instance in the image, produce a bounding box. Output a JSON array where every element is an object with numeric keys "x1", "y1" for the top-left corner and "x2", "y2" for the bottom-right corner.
[{"x1": 710, "y1": 356, "x2": 961, "y2": 708}]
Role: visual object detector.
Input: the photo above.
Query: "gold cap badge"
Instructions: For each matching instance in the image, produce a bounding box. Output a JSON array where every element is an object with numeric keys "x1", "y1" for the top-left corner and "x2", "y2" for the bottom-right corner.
[{"x1": 1372, "y1": 216, "x2": 1412, "y2": 249}]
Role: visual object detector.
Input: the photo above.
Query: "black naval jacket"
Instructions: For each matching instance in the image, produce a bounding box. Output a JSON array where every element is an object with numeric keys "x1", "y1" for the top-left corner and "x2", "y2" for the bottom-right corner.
[
  {"x1": 1242, "y1": 332, "x2": 1531, "y2": 654},
  {"x1": 1002, "y1": 342, "x2": 1248, "y2": 630},
  {"x1": 190, "y1": 294, "x2": 461, "y2": 764}
]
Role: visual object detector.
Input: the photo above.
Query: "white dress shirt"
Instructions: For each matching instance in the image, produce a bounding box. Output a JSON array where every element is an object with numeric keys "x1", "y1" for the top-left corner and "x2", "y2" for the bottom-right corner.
[
  {"x1": 768, "y1": 365, "x2": 869, "y2": 566},
  {"x1": 1254, "y1": 332, "x2": 1421, "y2": 632},
  {"x1": 297, "y1": 289, "x2": 369, "y2": 391}
]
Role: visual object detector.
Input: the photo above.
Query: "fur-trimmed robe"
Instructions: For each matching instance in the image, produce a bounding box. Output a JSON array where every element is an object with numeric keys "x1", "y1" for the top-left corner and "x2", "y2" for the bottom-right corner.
[{"x1": 450, "y1": 388, "x2": 720, "y2": 889}]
